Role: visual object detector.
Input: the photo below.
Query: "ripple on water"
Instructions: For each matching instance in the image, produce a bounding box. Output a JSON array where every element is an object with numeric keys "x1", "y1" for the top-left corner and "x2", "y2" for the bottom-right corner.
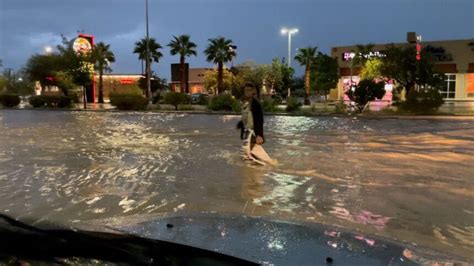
[
  {"x1": 252, "y1": 173, "x2": 311, "y2": 213},
  {"x1": 433, "y1": 225, "x2": 474, "y2": 253}
]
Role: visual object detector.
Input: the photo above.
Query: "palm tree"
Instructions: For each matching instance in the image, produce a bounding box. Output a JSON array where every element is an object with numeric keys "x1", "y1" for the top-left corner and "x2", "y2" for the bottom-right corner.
[
  {"x1": 204, "y1": 36, "x2": 236, "y2": 94},
  {"x1": 93, "y1": 42, "x2": 115, "y2": 103},
  {"x1": 168, "y1": 35, "x2": 197, "y2": 93},
  {"x1": 294, "y1": 46, "x2": 317, "y2": 105},
  {"x1": 133, "y1": 38, "x2": 163, "y2": 75}
]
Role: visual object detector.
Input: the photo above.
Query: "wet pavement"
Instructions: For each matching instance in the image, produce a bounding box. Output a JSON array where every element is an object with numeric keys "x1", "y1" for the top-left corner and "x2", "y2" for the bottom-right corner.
[{"x1": 0, "y1": 110, "x2": 473, "y2": 260}]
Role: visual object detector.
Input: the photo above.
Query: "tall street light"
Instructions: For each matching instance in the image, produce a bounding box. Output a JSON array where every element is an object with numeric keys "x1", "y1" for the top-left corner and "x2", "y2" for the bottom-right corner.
[
  {"x1": 145, "y1": 0, "x2": 152, "y2": 105},
  {"x1": 229, "y1": 45, "x2": 237, "y2": 90},
  {"x1": 281, "y1": 27, "x2": 299, "y2": 67},
  {"x1": 44, "y1": 46, "x2": 53, "y2": 54}
]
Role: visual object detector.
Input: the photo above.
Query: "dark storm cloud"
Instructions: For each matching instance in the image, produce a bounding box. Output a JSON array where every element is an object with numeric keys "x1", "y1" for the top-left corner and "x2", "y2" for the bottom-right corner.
[{"x1": 1, "y1": 0, "x2": 473, "y2": 78}]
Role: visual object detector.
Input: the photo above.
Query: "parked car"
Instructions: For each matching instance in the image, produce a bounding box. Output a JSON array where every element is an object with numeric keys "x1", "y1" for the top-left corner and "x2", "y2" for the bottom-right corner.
[{"x1": 190, "y1": 93, "x2": 209, "y2": 104}]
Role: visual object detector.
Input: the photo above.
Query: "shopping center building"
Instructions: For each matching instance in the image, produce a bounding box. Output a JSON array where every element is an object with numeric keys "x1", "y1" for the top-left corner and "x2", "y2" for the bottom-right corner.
[{"x1": 329, "y1": 37, "x2": 474, "y2": 110}]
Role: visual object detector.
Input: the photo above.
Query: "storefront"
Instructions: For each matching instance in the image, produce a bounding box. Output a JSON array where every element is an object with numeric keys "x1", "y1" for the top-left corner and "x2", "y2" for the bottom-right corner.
[
  {"x1": 330, "y1": 38, "x2": 474, "y2": 107},
  {"x1": 93, "y1": 74, "x2": 142, "y2": 101}
]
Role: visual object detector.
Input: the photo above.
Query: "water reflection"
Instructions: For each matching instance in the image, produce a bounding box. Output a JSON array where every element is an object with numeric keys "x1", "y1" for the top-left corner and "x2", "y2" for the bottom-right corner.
[{"x1": 251, "y1": 173, "x2": 311, "y2": 213}]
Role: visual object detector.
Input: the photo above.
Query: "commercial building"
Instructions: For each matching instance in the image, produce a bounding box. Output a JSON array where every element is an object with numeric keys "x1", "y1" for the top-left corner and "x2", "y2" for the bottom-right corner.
[
  {"x1": 330, "y1": 37, "x2": 474, "y2": 109},
  {"x1": 169, "y1": 67, "x2": 212, "y2": 94},
  {"x1": 93, "y1": 74, "x2": 142, "y2": 100}
]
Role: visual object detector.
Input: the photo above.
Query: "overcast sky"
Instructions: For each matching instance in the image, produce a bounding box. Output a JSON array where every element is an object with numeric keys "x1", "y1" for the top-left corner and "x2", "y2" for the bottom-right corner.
[{"x1": 1, "y1": 0, "x2": 473, "y2": 79}]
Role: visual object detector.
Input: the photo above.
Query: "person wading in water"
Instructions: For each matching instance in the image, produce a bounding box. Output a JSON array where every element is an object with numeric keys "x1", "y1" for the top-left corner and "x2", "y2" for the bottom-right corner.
[{"x1": 237, "y1": 83, "x2": 276, "y2": 165}]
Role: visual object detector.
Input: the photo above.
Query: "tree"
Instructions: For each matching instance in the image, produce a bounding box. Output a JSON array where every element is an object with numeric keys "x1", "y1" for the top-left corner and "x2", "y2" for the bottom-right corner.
[
  {"x1": 346, "y1": 79, "x2": 385, "y2": 112},
  {"x1": 234, "y1": 61, "x2": 269, "y2": 97},
  {"x1": 53, "y1": 71, "x2": 76, "y2": 96},
  {"x1": 25, "y1": 53, "x2": 64, "y2": 89},
  {"x1": 313, "y1": 52, "x2": 339, "y2": 100},
  {"x1": 294, "y1": 46, "x2": 317, "y2": 105},
  {"x1": 204, "y1": 36, "x2": 236, "y2": 94},
  {"x1": 203, "y1": 69, "x2": 233, "y2": 95},
  {"x1": 56, "y1": 36, "x2": 95, "y2": 91},
  {"x1": 360, "y1": 58, "x2": 383, "y2": 80},
  {"x1": 92, "y1": 42, "x2": 115, "y2": 103},
  {"x1": 0, "y1": 75, "x2": 7, "y2": 91},
  {"x1": 292, "y1": 76, "x2": 305, "y2": 96},
  {"x1": 380, "y1": 44, "x2": 441, "y2": 95},
  {"x1": 168, "y1": 35, "x2": 197, "y2": 94},
  {"x1": 25, "y1": 36, "x2": 94, "y2": 96},
  {"x1": 0, "y1": 70, "x2": 34, "y2": 96},
  {"x1": 280, "y1": 63, "x2": 295, "y2": 97},
  {"x1": 164, "y1": 92, "x2": 189, "y2": 110},
  {"x1": 265, "y1": 58, "x2": 284, "y2": 95},
  {"x1": 133, "y1": 38, "x2": 163, "y2": 74},
  {"x1": 469, "y1": 42, "x2": 474, "y2": 52}
]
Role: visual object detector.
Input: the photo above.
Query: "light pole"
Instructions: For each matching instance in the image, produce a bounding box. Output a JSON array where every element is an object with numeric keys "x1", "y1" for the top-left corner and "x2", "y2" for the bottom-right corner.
[
  {"x1": 145, "y1": 0, "x2": 152, "y2": 105},
  {"x1": 349, "y1": 52, "x2": 355, "y2": 90},
  {"x1": 281, "y1": 27, "x2": 299, "y2": 67},
  {"x1": 229, "y1": 45, "x2": 237, "y2": 93}
]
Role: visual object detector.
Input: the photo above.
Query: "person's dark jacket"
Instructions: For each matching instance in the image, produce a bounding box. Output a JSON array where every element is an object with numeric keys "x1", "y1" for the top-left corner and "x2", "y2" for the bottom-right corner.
[
  {"x1": 236, "y1": 98, "x2": 264, "y2": 142},
  {"x1": 251, "y1": 98, "x2": 264, "y2": 141}
]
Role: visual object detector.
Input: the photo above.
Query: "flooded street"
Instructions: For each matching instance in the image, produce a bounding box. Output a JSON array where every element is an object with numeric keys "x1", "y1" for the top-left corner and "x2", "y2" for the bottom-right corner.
[{"x1": 0, "y1": 110, "x2": 473, "y2": 259}]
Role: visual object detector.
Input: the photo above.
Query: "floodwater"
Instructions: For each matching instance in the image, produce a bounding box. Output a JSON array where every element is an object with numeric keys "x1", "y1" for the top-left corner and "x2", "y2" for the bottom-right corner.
[{"x1": 0, "y1": 110, "x2": 473, "y2": 260}]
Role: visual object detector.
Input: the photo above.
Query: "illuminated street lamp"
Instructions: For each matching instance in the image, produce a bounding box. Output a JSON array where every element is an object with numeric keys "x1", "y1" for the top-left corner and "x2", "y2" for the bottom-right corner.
[
  {"x1": 44, "y1": 46, "x2": 53, "y2": 54},
  {"x1": 281, "y1": 27, "x2": 299, "y2": 67},
  {"x1": 228, "y1": 45, "x2": 237, "y2": 88}
]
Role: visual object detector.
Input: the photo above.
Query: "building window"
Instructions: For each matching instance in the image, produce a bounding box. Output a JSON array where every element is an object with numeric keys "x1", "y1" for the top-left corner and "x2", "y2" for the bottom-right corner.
[{"x1": 439, "y1": 74, "x2": 456, "y2": 99}]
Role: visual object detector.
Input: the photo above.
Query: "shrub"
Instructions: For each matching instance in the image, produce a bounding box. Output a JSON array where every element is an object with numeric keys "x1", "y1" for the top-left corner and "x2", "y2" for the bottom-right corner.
[
  {"x1": 68, "y1": 92, "x2": 81, "y2": 103},
  {"x1": 114, "y1": 84, "x2": 143, "y2": 95},
  {"x1": 29, "y1": 96, "x2": 46, "y2": 108},
  {"x1": 286, "y1": 96, "x2": 302, "y2": 112},
  {"x1": 164, "y1": 92, "x2": 190, "y2": 110},
  {"x1": 44, "y1": 95, "x2": 57, "y2": 107},
  {"x1": 29, "y1": 95, "x2": 73, "y2": 108},
  {"x1": 178, "y1": 104, "x2": 195, "y2": 111},
  {"x1": 231, "y1": 100, "x2": 242, "y2": 112},
  {"x1": 195, "y1": 94, "x2": 210, "y2": 105},
  {"x1": 399, "y1": 89, "x2": 444, "y2": 114},
  {"x1": 262, "y1": 98, "x2": 278, "y2": 113},
  {"x1": 209, "y1": 94, "x2": 239, "y2": 112},
  {"x1": 334, "y1": 100, "x2": 347, "y2": 114},
  {"x1": 271, "y1": 95, "x2": 283, "y2": 105},
  {"x1": 152, "y1": 93, "x2": 163, "y2": 104},
  {"x1": 0, "y1": 93, "x2": 21, "y2": 107},
  {"x1": 110, "y1": 93, "x2": 148, "y2": 110},
  {"x1": 57, "y1": 96, "x2": 72, "y2": 108}
]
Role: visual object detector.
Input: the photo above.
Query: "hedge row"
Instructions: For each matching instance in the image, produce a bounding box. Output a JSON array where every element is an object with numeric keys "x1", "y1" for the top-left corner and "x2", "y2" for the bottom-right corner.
[
  {"x1": 109, "y1": 93, "x2": 148, "y2": 110},
  {"x1": 29, "y1": 95, "x2": 73, "y2": 108},
  {"x1": 0, "y1": 93, "x2": 21, "y2": 107}
]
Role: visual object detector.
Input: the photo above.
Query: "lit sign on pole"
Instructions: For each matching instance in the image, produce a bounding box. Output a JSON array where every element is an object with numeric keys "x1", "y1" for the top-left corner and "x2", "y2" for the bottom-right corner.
[
  {"x1": 73, "y1": 34, "x2": 96, "y2": 104},
  {"x1": 73, "y1": 37, "x2": 92, "y2": 54},
  {"x1": 416, "y1": 43, "x2": 421, "y2": 61},
  {"x1": 415, "y1": 34, "x2": 422, "y2": 61}
]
